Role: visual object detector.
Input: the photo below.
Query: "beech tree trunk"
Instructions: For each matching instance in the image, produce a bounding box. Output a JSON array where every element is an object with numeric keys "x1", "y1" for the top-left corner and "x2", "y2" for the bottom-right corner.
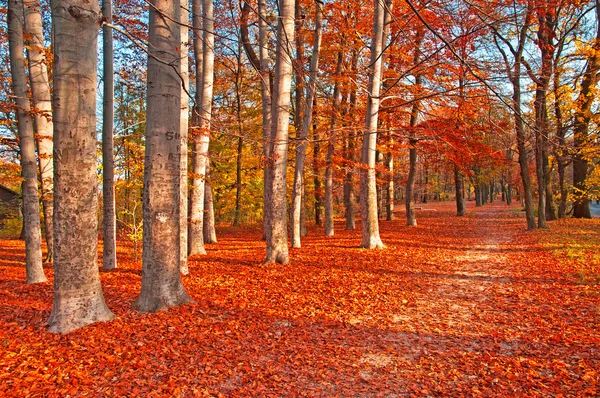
[
  {"x1": 258, "y1": 0, "x2": 273, "y2": 237},
  {"x1": 344, "y1": 50, "x2": 359, "y2": 231},
  {"x1": 49, "y1": 0, "x2": 114, "y2": 332},
  {"x1": 189, "y1": 0, "x2": 214, "y2": 255},
  {"x1": 572, "y1": 1, "x2": 600, "y2": 219},
  {"x1": 313, "y1": 106, "x2": 323, "y2": 227},
  {"x1": 454, "y1": 164, "x2": 466, "y2": 216},
  {"x1": 291, "y1": 2, "x2": 322, "y2": 248},
  {"x1": 101, "y1": 0, "x2": 117, "y2": 270},
  {"x1": 359, "y1": 0, "x2": 385, "y2": 249},
  {"x1": 180, "y1": 2, "x2": 190, "y2": 274},
  {"x1": 203, "y1": 163, "x2": 217, "y2": 243},
  {"x1": 265, "y1": 0, "x2": 295, "y2": 264},
  {"x1": 405, "y1": 28, "x2": 423, "y2": 227},
  {"x1": 136, "y1": 0, "x2": 192, "y2": 312},
  {"x1": 23, "y1": 0, "x2": 53, "y2": 263},
  {"x1": 324, "y1": 45, "x2": 342, "y2": 237},
  {"x1": 8, "y1": 0, "x2": 46, "y2": 284}
]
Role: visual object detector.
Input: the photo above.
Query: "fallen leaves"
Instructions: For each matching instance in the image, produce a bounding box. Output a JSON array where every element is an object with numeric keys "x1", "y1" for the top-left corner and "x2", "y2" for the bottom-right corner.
[{"x1": 0, "y1": 202, "x2": 598, "y2": 396}]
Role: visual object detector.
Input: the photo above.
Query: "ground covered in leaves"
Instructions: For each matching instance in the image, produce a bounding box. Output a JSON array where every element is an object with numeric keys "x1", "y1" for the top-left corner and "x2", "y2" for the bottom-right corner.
[{"x1": 0, "y1": 202, "x2": 599, "y2": 397}]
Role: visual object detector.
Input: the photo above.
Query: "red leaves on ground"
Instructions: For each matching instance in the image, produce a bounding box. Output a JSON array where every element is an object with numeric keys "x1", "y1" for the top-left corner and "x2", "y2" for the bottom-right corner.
[{"x1": 0, "y1": 202, "x2": 598, "y2": 396}]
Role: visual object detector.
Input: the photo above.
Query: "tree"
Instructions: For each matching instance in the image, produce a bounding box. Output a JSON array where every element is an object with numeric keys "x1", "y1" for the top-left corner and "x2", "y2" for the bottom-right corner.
[
  {"x1": 48, "y1": 0, "x2": 114, "y2": 333},
  {"x1": 265, "y1": 0, "x2": 295, "y2": 263},
  {"x1": 572, "y1": 0, "x2": 600, "y2": 218},
  {"x1": 135, "y1": 0, "x2": 193, "y2": 312},
  {"x1": 180, "y1": 0, "x2": 189, "y2": 274},
  {"x1": 189, "y1": 0, "x2": 214, "y2": 256},
  {"x1": 102, "y1": 0, "x2": 117, "y2": 270},
  {"x1": 359, "y1": 0, "x2": 386, "y2": 249},
  {"x1": 492, "y1": 1, "x2": 537, "y2": 230},
  {"x1": 291, "y1": 0, "x2": 322, "y2": 248},
  {"x1": 7, "y1": 0, "x2": 45, "y2": 283},
  {"x1": 23, "y1": 0, "x2": 53, "y2": 262}
]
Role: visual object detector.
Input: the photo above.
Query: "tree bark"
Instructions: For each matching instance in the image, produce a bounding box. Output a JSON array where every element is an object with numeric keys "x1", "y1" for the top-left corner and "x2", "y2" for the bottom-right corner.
[
  {"x1": 49, "y1": 0, "x2": 114, "y2": 332},
  {"x1": 264, "y1": 0, "x2": 295, "y2": 264},
  {"x1": 291, "y1": 2, "x2": 322, "y2": 248},
  {"x1": 23, "y1": 0, "x2": 53, "y2": 263},
  {"x1": 324, "y1": 38, "x2": 340, "y2": 237},
  {"x1": 136, "y1": 0, "x2": 192, "y2": 312},
  {"x1": 572, "y1": 1, "x2": 600, "y2": 219},
  {"x1": 101, "y1": 0, "x2": 117, "y2": 270},
  {"x1": 8, "y1": 0, "x2": 46, "y2": 284},
  {"x1": 454, "y1": 164, "x2": 466, "y2": 216},
  {"x1": 179, "y1": 1, "x2": 190, "y2": 274},
  {"x1": 189, "y1": 0, "x2": 214, "y2": 255},
  {"x1": 359, "y1": 0, "x2": 386, "y2": 249},
  {"x1": 313, "y1": 103, "x2": 323, "y2": 227},
  {"x1": 405, "y1": 27, "x2": 423, "y2": 227},
  {"x1": 344, "y1": 50, "x2": 359, "y2": 231},
  {"x1": 203, "y1": 163, "x2": 217, "y2": 243}
]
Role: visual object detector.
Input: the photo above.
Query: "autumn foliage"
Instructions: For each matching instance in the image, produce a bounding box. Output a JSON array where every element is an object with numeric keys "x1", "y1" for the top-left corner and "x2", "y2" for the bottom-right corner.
[{"x1": 1, "y1": 203, "x2": 598, "y2": 396}]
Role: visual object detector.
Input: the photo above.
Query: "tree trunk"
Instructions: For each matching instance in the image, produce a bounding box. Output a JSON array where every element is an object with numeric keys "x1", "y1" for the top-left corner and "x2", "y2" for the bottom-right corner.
[
  {"x1": 135, "y1": 0, "x2": 192, "y2": 312},
  {"x1": 344, "y1": 50, "x2": 359, "y2": 231},
  {"x1": 313, "y1": 100, "x2": 323, "y2": 227},
  {"x1": 572, "y1": 1, "x2": 600, "y2": 219},
  {"x1": 8, "y1": 0, "x2": 45, "y2": 284},
  {"x1": 101, "y1": 0, "x2": 117, "y2": 270},
  {"x1": 189, "y1": 0, "x2": 214, "y2": 255},
  {"x1": 454, "y1": 164, "x2": 465, "y2": 216},
  {"x1": 291, "y1": 2, "x2": 322, "y2": 248},
  {"x1": 386, "y1": 134, "x2": 394, "y2": 221},
  {"x1": 264, "y1": 0, "x2": 295, "y2": 264},
  {"x1": 48, "y1": 0, "x2": 114, "y2": 332},
  {"x1": 406, "y1": 141, "x2": 417, "y2": 226},
  {"x1": 258, "y1": 0, "x2": 273, "y2": 238},
  {"x1": 405, "y1": 27, "x2": 423, "y2": 227},
  {"x1": 179, "y1": 2, "x2": 190, "y2": 274},
  {"x1": 233, "y1": 41, "x2": 244, "y2": 228},
  {"x1": 359, "y1": 0, "x2": 385, "y2": 249},
  {"x1": 324, "y1": 44, "x2": 341, "y2": 237},
  {"x1": 512, "y1": 73, "x2": 536, "y2": 229},
  {"x1": 203, "y1": 163, "x2": 217, "y2": 243},
  {"x1": 23, "y1": 0, "x2": 53, "y2": 263}
]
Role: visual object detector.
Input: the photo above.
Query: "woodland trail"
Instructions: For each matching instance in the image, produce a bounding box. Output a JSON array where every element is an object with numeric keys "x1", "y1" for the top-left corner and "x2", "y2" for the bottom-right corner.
[{"x1": 0, "y1": 202, "x2": 598, "y2": 397}]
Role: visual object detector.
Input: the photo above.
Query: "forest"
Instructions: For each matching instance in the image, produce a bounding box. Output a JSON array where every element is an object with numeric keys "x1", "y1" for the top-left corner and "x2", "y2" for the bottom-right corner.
[{"x1": 0, "y1": 0, "x2": 599, "y2": 395}]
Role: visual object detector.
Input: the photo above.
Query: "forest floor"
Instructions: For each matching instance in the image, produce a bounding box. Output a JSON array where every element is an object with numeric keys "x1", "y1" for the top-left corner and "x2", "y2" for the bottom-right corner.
[{"x1": 0, "y1": 201, "x2": 599, "y2": 397}]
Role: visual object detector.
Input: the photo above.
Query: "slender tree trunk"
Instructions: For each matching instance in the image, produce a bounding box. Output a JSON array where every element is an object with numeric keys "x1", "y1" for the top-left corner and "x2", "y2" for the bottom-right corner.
[
  {"x1": 203, "y1": 163, "x2": 217, "y2": 243},
  {"x1": 324, "y1": 44, "x2": 341, "y2": 237},
  {"x1": 264, "y1": 0, "x2": 295, "y2": 264},
  {"x1": 179, "y1": 2, "x2": 189, "y2": 274},
  {"x1": 454, "y1": 164, "x2": 465, "y2": 216},
  {"x1": 572, "y1": 1, "x2": 600, "y2": 218},
  {"x1": 8, "y1": 0, "x2": 45, "y2": 284},
  {"x1": 233, "y1": 42, "x2": 244, "y2": 228},
  {"x1": 136, "y1": 0, "x2": 192, "y2": 312},
  {"x1": 406, "y1": 141, "x2": 417, "y2": 226},
  {"x1": 258, "y1": 0, "x2": 273, "y2": 238},
  {"x1": 359, "y1": 0, "x2": 385, "y2": 249},
  {"x1": 386, "y1": 133, "x2": 394, "y2": 221},
  {"x1": 512, "y1": 73, "x2": 536, "y2": 229},
  {"x1": 49, "y1": 0, "x2": 114, "y2": 332},
  {"x1": 313, "y1": 99, "x2": 323, "y2": 227},
  {"x1": 344, "y1": 50, "x2": 359, "y2": 231},
  {"x1": 189, "y1": 0, "x2": 214, "y2": 255},
  {"x1": 101, "y1": 0, "x2": 117, "y2": 270},
  {"x1": 405, "y1": 27, "x2": 423, "y2": 227},
  {"x1": 23, "y1": 0, "x2": 53, "y2": 263},
  {"x1": 291, "y1": 2, "x2": 322, "y2": 247}
]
